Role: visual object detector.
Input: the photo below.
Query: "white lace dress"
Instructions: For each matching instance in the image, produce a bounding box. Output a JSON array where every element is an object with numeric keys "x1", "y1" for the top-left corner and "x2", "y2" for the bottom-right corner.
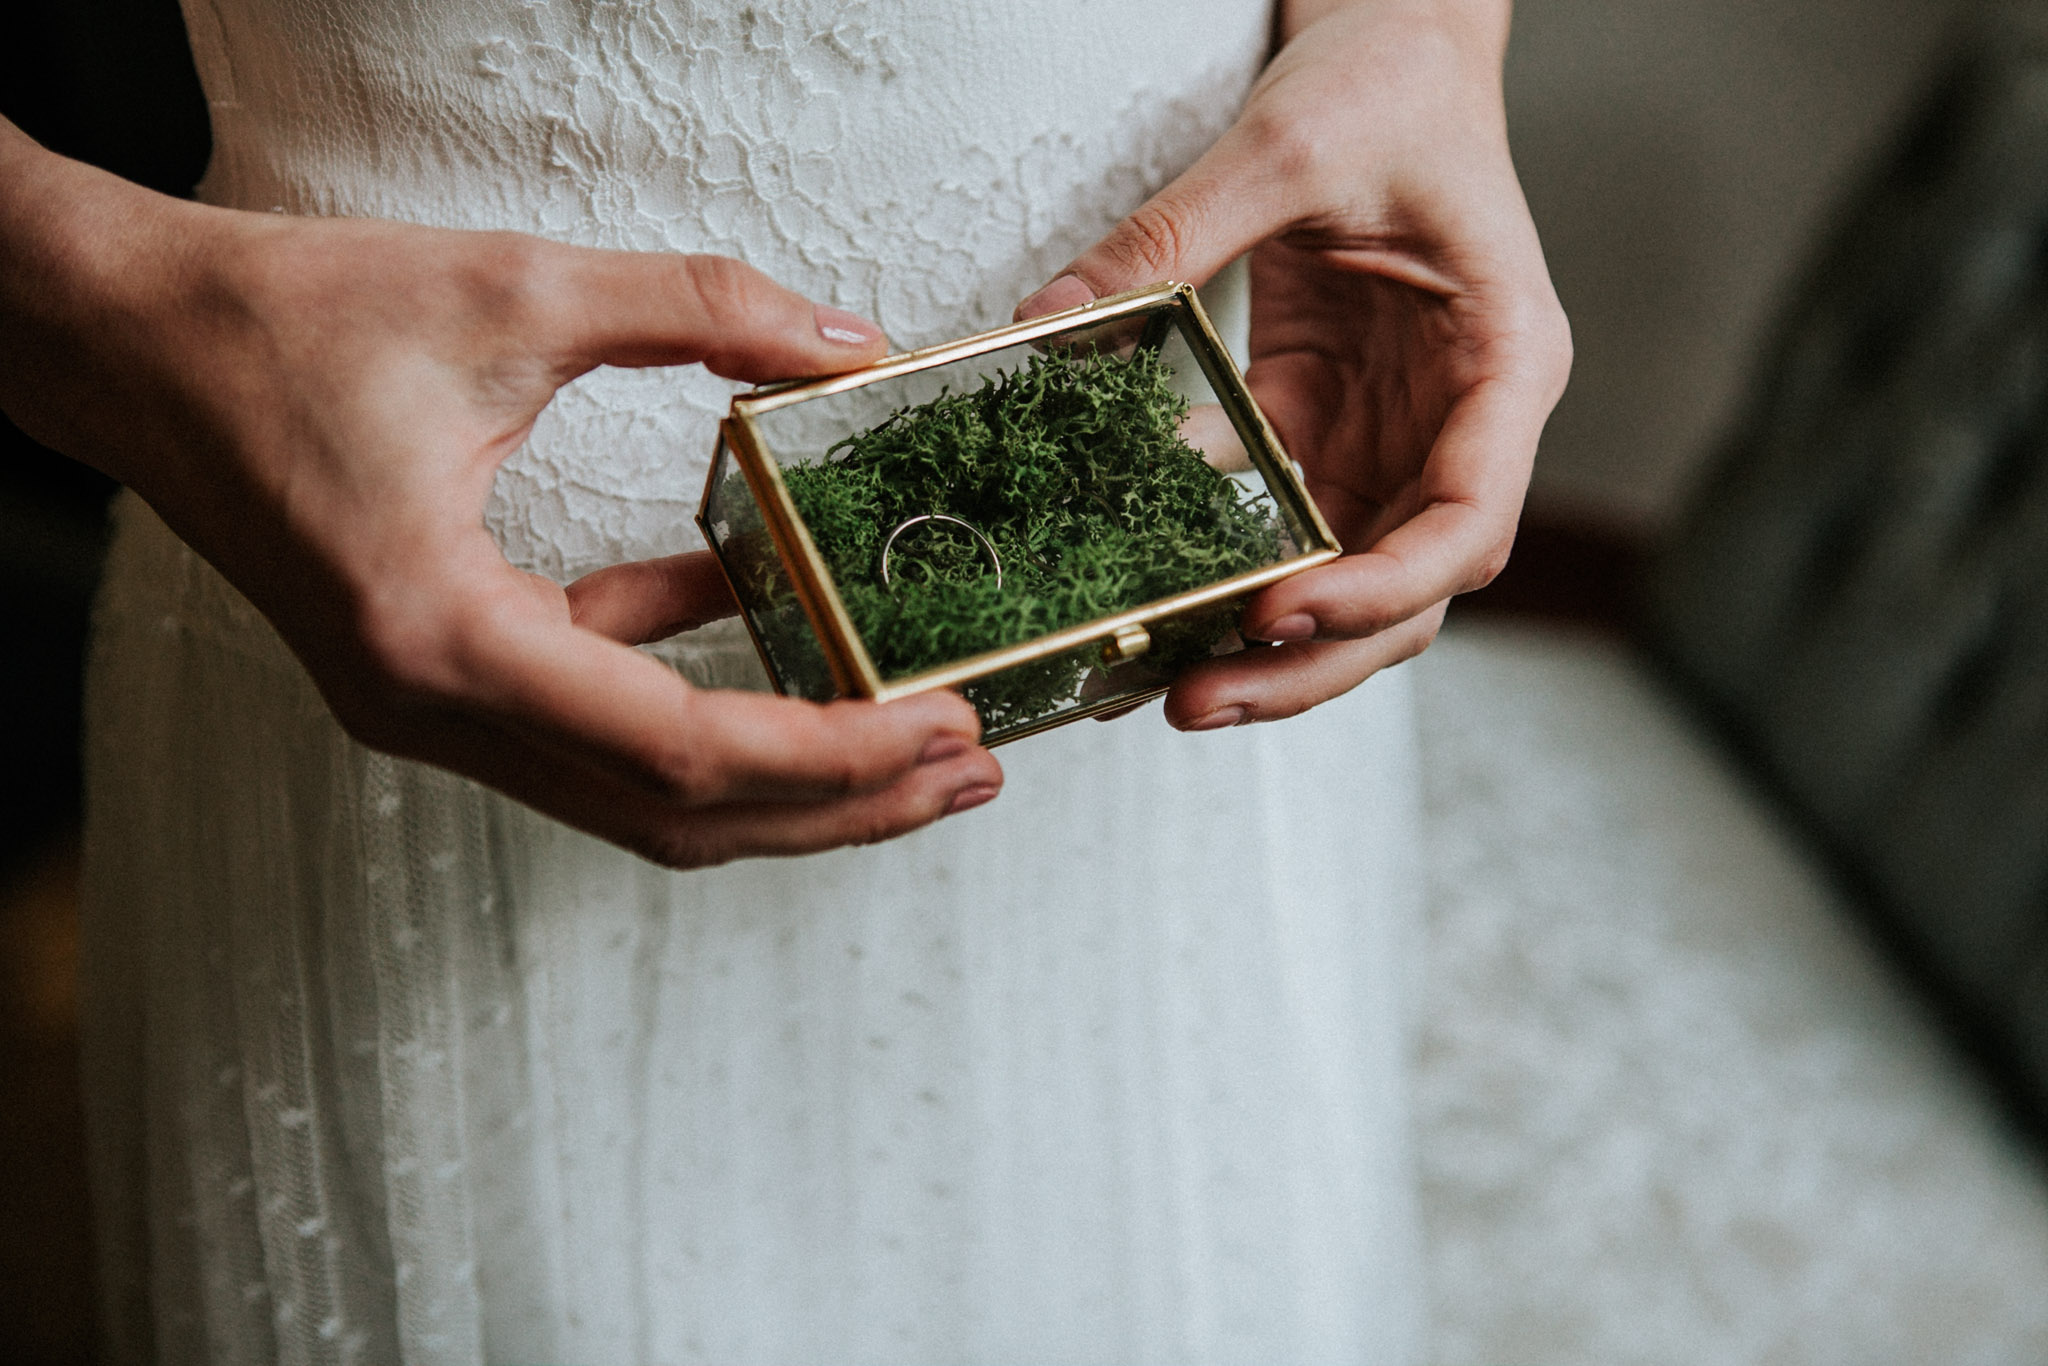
[{"x1": 80, "y1": 3, "x2": 1427, "y2": 1362}]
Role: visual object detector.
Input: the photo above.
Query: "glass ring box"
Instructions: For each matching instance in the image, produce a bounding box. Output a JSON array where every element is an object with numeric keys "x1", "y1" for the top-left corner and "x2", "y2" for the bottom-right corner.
[{"x1": 697, "y1": 282, "x2": 1341, "y2": 746}]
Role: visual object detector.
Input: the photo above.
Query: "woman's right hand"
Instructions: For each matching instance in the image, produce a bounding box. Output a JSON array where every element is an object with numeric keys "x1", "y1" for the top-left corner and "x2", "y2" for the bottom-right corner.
[{"x1": 0, "y1": 121, "x2": 1003, "y2": 867}]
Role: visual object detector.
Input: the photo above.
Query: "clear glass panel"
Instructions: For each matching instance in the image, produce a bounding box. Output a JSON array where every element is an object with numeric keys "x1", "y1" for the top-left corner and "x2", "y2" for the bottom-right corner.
[
  {"x1": 732, "y1": 299, "x2": 1308, "y2": 740},
  {"x1": 1152, "y1": 317, "x2": 1316, "y2": 560},
  {"x1": 699, "y1": 434, "x2": 836, "y2": 702}
]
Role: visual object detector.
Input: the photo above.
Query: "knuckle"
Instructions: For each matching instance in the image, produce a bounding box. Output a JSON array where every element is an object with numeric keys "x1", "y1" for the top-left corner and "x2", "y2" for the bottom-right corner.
[
  {"x1": 824, "y1": 748, "x2": 883, "y2": 799},
  {"x1": 1466, "y1": 529, "x2": 1518, "y2": 591},
  {"x1": 1326, "y1": 610, "x2": 1390, "y2": 642},
  {"x1": 355, "y1": 596, "x2": 460, "y2": 707},
  {"x1": 1250, "y1": 697, "x2": 1301, "y2": 725},
  {"x1": 1544, "y1": 305, "x2": 1575, "y2": 372},
  {"x1": 1240, "y1": 105, "x2": 1324, "y2": 186},
  {"x1": 1528, "y1": 302, "x2": 1574, "y2": 392},
  {"x1": 1497, "y1": 288, "x2": 1574, "y2": 395},
  {"x1": 636, "y1": 737, "x2": 713, "y2": 805},
  {"x1": 323, "y1": 624, "x2": 459, "y2": 758},
  {"x1": 1402, "y1": 611, "x2": 1446, "y2": 663},
  {"x1": 833, "y1": 758, "x2": 875, "y2": 799},
  {"x1": 847, "y1": 805, "x2": 908, "y2": 849},
  {"x1": 643, "y1": 823, "x2": 728, "y2": 871},
  {"x1": 804, "y1": 727, "x2": 874, "y2": 796},
  {"x1": 816, "y1": 704, "x2": 908, "y2": 792},
  {"x1": 1106, "y1": 201, "x2": 1194, "y2": 277},
  {"x1": 633, "y1": 698, "x2": 718, "y2": 804},
  {"x1": 461, "y1": 231, "x2": 557, "y2": 328},
  {"x1": 335, "y1": 578, "x2": 495, "y2": 753},
  {"x1": 678, "y1": 254, "x2": 765, "y2": 329}
]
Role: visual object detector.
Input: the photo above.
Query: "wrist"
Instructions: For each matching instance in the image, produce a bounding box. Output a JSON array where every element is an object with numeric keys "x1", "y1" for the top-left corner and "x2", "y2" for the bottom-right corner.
[
  {"x1": 1280, "y1": 0, "x2": 1511, "y2": 60},
  {"x1": 0, "y1": 119, "x2": 222, "y2": 485}
]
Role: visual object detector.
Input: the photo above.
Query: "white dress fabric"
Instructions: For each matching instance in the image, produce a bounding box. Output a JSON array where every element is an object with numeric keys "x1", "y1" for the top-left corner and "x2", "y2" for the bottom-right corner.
[{"x1": 79, "y1": 2, "x2": 1427, "y2": 1362}]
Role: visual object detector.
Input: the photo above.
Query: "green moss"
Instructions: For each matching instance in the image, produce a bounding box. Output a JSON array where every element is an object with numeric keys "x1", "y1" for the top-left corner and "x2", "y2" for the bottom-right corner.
[{"x1": 739, "y1": 348, "x2": 1283, "y2": 729}]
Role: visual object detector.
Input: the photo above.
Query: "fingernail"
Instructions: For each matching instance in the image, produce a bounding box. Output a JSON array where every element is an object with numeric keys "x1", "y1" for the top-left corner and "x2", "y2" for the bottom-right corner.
[
  {"x1": 946, "y1": 784, "x2": 1000, "y2": 816},
  {"x1": 816, "y1": 304, "x2": 883, "y2": 346},
  {"x1": 918, "y1": 735, "x2": 970, "y2": 765},
  {"x1": 1015, "y1": 274, "x2": 1097, "y2": 321},
  {"x1": 1185, "y1": 705, "x2": 1247, "y2": 731},
  {"x1": 1254, "y1": 614, "x2": 1317, "y2": 642}
]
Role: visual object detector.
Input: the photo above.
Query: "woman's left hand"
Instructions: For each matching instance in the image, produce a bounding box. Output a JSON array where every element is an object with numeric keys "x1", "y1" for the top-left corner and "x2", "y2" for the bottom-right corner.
[{"x1": 1017, "y1": 0, "x2": 1570, "y2": 730}]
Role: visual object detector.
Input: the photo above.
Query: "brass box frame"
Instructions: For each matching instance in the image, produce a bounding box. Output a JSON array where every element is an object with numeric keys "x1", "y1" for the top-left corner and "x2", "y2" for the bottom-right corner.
[{"x1": 696, "y1": 281, "x2": 1342, "y2": 743}]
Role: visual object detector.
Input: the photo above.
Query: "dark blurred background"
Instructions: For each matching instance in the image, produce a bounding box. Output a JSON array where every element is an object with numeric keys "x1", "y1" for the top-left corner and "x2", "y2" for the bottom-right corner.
[
  {"x1": 2, "y1": 5, "x2": 207, "y2": 1363},
  {"x1": 10, "y1": 1, "x2": 2045, "y2": 1363},
  {"x1": 2, "y1": 3, "x2": 207, "y2": 855}
]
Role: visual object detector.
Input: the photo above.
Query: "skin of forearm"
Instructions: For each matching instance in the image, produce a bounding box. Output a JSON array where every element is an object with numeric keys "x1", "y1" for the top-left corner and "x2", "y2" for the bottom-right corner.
[
  {"x1": 1281, "y1": 0, "x2": 1511, "y2": 58},
  {"x1": 0, "y1": 116, "x2": 209, "y2": 487}
]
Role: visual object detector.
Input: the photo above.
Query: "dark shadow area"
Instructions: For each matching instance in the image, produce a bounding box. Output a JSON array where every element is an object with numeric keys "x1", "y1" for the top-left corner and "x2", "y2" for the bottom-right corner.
[
  {"x1": 1, "y1": 0, "x2": 208, "y2": 867},
  {"x1": 0, "y1": 840, "x2": 92, "y2": 1366},
  {"x1": 1457, "y1": 517, "x2": 1649, "y2": 633},
  {"x1": 1, "y1": 5, "x2": 207, "y2": 1362}
]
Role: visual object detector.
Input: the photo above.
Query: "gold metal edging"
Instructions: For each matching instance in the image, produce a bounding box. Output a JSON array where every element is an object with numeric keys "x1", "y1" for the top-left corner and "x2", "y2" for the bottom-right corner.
[
  {"x1": 710, "y1": 279, "x2": 1346, "y2": 716},
  {"x1": 695, "y1": 541, "x2": 786, "y2": 694},
  {"x1": 864, "y1": 546, "x2": 1340, "y2": 703},
  {"x1": 1167, "y1": 283, "x2": 1343, "y2": 557},
  {"x1": 984, "y1": 683, "x2": 1174, "y2": 747},
  {"x1": 694, "y1": 437, "x2": 792, "y2": 695},
  {"x1": 719, "y1": 416, "x2": 887, "y2": 698},
  {"x1": 718, "y1": 281, "x2": 1189, "y2": 702},
  {"x1": 730, "y1": 282, "x2": 1186, "y2": 420}
]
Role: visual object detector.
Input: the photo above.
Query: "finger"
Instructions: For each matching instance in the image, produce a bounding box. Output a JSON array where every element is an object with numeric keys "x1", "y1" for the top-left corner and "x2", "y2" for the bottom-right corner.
[
  {"x1": 437, "y1": 704, "x2": 1003, "y2": 868},
  {"x1": 547, "y1": 248, "x2": 889, "y2": 382},
  {"x1": 1240, "y1": 371, "x2": 1541, "y2": 642},
  {"x1": 675, "y1": 686, "x2": 992, "y2": 805},
  {"x1": 639, "y1": 752, "x2": 1004, "y2": 867},
  {"x1": 1015, "y1": 121, "x2": 1288, "y2": 318},
  {"x1": 1162, "y1": 605, "x2": 1446, "y2": 731},
  {"x1": 1179, "y1": 403, "x2": 1251, "y2": 472},
  {"x1": 565, "y1": 550, "x2": 739, "y2": 645},
  {"x1": 397, "y1": 588, "x2": 984, "y2": 808}
]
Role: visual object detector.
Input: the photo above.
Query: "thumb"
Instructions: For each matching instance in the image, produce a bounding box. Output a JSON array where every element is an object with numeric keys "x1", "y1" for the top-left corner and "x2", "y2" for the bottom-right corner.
[
  {"x1": 550, "y1": 247, "x2": 890, "y2": 383},
  {"x1": 1015, "y1": 126, "x2": 1284, "y2": 320}
]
